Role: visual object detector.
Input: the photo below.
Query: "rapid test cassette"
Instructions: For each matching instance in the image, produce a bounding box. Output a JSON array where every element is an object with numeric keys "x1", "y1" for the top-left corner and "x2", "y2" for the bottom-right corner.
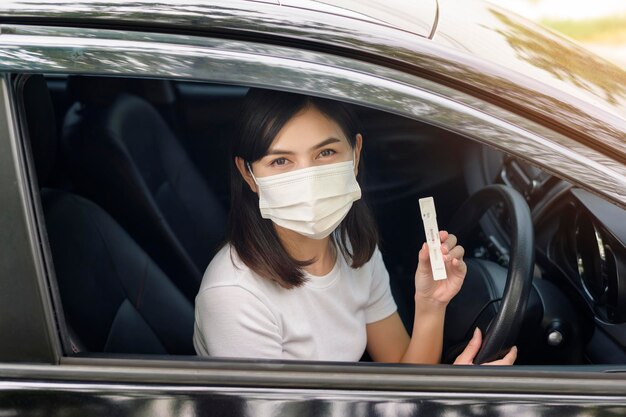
[{"x1": 419, "y1": 197, "x2": 447, "y2": 281}]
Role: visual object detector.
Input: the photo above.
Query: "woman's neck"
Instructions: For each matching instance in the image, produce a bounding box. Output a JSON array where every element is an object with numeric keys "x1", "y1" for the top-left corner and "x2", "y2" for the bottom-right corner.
[{"x1": 274, "y1": 225, "x2": 336, "y2": 276}]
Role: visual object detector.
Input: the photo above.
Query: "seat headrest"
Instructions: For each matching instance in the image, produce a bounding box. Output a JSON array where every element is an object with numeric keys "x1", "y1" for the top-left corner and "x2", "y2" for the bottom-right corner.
[
  {"x1": 66, "y1": 75, "x2": 129, "y2": 107},
  {"x1": 20, "y1": 74, "x2": 57, "y2": 187},
  {"x1": 130, "y1": 79, "x2": 176, "y2": 105}
]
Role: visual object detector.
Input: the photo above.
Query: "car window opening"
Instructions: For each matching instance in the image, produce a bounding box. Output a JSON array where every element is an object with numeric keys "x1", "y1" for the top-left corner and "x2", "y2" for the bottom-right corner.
[{"x1": 16, "y1": 73, "x2": 619, "y2": 366}]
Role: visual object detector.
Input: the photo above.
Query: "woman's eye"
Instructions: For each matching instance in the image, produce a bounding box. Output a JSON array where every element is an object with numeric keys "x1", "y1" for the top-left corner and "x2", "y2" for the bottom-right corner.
[
  {"x1": 270, "y1": 157, "x2": 288, "y2": 166},
  {"x1": 319, "y1": 149, "x2": 336, "y2": 158}
]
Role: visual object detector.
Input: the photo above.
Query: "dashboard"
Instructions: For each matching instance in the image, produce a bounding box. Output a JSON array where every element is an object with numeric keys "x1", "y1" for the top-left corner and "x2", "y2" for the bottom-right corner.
[
  {"x1": 561, "y1": 189, "x2": 626, "y2": 324},
  {"x1": 467, "y1": 145, "x2": 626, "y2": 363}
]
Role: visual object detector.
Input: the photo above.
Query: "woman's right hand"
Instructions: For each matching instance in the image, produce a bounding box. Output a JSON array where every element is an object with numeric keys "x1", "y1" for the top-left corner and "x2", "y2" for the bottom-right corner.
[{"x1": 453, "y1": 328, "x2": 517, "y2": 365}]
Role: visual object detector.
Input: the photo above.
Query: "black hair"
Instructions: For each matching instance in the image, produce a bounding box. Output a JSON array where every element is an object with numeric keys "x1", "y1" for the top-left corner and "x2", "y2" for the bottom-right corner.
[{"x1": 228, "y1": 88, "x2": 378, "y2": 288}]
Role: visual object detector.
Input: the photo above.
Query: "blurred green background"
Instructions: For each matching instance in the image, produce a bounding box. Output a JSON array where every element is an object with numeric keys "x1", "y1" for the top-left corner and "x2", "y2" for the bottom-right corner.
[{"x1": 505, "y1": 0, "x2": 626, "y2": 68}]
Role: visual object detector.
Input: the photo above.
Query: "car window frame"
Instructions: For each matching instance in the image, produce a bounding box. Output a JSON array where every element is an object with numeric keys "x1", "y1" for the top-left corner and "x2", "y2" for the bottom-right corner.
[
  {"x1": 0, "y1": 74, "x2": 62, "y2": 363},
  {"x1": 2, "y1": 23, "x2": 626, "y2": 396}
]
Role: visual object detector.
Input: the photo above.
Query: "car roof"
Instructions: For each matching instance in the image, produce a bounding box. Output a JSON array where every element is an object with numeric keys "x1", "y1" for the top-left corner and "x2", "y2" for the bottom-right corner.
[
  {"x1": 0, "y1": 0, "x2": 624, "y2": 162},
  {"x1": 0, "y1": 0, "x2": 438, "y2": 38},
  {"x1": 274, "y1": 0, "x2": 438, "y2": 38},
  {"x1": 433, "y1": 0, "x2": 626, "y2": 159}
]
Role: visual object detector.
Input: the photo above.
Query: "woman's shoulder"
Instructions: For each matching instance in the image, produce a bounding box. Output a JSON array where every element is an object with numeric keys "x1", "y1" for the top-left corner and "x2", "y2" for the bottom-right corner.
[
  {"x1": 198, "y1": 243, "x2": 272, "y2": 294},
  {"x1": 200, "y1": 244, "x2": 243, "y2": 285},
  {"x1": 196, "y1": 244, "x2": 283, "y2": 322}
]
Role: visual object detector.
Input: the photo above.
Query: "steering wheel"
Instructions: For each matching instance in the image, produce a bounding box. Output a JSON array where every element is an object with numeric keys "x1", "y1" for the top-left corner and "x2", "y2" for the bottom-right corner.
[{"x1": 447, "y1": 185, "x2": 534, "y2": 364}]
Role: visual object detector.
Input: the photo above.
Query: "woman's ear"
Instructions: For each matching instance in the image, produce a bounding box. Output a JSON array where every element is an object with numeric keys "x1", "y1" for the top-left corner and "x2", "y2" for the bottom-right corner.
[
  {"x1": 354, "y1": 133, "x2": 363, "y2": 176},
  {"x1": 235, "y1": 156, "x2": 258, "y2": 193}
]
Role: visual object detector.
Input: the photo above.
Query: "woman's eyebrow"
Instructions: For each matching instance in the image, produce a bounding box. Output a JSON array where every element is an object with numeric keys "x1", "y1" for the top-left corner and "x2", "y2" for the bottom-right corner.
[
  {"x1": 310, "y1": 137, "x2": 341, "y2": 150},
  {"x1": 266, "y1": 137, "x2": 341, "y2": 156},
  {"x1": 265, "y1": 148, "x2": 295, "y2": 156}
]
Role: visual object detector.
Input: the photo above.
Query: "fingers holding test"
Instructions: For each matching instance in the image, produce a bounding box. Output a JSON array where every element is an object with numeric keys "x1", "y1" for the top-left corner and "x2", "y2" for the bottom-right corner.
[
  {"x1": 446, "y1": 245, "x2": 465, "y2": 261},
  {"x1": 418, "y1": 242, "x2": 430, "y2": 263},
  {"x1": 441, "y1": 231, "x2": 457, "y2": 253},
  {"x1": 444, "y1": 244, "x2": 466, "y2": 279},
  {"x1": 451, "y1": 257, "x2": 468, "y2": 277}
]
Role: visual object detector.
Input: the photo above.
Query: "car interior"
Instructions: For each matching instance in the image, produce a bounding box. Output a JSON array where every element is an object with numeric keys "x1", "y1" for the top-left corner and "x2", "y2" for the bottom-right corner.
[{"x1": 16, "y1": 73, "x2": 626, "y2": 365}]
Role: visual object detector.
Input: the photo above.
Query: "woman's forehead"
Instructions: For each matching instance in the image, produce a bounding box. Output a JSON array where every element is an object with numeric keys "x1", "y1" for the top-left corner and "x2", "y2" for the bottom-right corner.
[{"x1": 269, "y1": 107, "x2": 349, "y2": 151}]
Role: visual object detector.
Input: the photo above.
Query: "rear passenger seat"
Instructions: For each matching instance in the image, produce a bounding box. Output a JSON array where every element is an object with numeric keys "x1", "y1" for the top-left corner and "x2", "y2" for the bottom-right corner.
[
  {"x1": 21, "y1": 74, "x2": 195, "y2": 354},
  {"x1": 61, "y1": 76, "x2": 227, "y2": 301}
]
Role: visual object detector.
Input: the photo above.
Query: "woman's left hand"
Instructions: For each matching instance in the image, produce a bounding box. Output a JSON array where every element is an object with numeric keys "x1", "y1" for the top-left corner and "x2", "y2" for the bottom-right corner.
[
  {"x1": 454, "y1": 328, "x2": 517, "y2": 365},
  {"x1": 414, "y1": 230, "x2": 467, "y2": 306}
]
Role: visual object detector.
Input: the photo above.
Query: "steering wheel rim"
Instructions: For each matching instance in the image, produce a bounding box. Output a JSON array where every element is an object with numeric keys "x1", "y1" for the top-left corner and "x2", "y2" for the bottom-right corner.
[{"x1": 448, "y1": 184, "x2": 534, "y2": 364}]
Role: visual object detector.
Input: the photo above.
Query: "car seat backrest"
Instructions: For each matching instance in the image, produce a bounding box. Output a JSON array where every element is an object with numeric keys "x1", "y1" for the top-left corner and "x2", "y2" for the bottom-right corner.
[
  {"x1": 42, "y1": 189, "x2": 195, "y2": 354},
  {"x1": 62, "y1": 79, "x2": 227, "y2": 300},
  {"x1": 21, "y1": 74, "x2": 195, "y2": 355}
]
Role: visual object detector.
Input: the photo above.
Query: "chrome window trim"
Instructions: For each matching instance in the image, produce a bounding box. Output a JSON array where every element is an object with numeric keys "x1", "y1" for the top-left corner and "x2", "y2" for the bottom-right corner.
[
  {"x1": 3, "y1": 25, "x2": 623, "y2": 206},
  {"x1": 2, "y1": 359, "x2": 626, "y2": 396},
  {"x1": 3, "y1": 376, "x2": 626, "y2": 401}
]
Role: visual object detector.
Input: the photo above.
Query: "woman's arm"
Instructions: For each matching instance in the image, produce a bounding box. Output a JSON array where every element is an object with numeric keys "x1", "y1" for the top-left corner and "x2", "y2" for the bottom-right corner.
[
  {"x1": 366, "y1": 231, "x2": 460, "y2": 363},
  {"x1": 366, "y1": 231, "x2": 516, "y2": 365},
  {"x1": 366, "y1": 305, "x2": 444, "y2": 364}
]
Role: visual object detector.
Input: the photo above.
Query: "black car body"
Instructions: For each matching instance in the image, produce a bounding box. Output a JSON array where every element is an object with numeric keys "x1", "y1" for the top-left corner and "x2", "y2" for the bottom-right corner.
[{"x1": 1, "y1": 1, "x2": 626, "y2": 415}]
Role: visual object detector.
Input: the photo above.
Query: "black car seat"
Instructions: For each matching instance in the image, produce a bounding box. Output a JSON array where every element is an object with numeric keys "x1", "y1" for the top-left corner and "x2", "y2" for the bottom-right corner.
[
  {"x1": 21, "y1": 74, "x2": 194, "y2": 355},
  {"x1": 61, "y1": 76, "x2": 227, "y2": 301},
  {"x1": 42, "y1": 189, "x2": 195, "y2": 354}
]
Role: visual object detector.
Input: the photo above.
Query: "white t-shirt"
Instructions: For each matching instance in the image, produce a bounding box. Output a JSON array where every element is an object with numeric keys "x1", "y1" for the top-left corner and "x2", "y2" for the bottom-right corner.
[{"x1": 193, "y1": 244, "x2": 397, "y2": 361}]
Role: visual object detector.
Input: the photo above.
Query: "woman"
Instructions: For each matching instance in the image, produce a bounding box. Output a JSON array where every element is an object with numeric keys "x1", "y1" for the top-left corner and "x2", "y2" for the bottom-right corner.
[{"x1": 193, "y1": 88, "x2": 516, "y2": 365}]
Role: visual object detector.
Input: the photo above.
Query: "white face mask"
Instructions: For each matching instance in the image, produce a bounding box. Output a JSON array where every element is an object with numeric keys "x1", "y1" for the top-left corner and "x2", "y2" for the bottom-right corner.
[{"x1": 248, "y1": 157, "x2": 361, "y2": 239}]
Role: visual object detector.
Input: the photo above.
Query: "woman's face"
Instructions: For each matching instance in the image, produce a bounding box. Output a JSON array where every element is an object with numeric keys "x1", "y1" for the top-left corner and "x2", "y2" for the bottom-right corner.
[{"x1": 237, "y1": 106, "x2": 362, "y2": 190}]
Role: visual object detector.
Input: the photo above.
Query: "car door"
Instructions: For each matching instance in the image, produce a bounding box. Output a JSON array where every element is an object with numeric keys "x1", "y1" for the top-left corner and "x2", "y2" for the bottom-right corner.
[{"x1": 1, "y1": 2, "x2": 626, "y2": 416}]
